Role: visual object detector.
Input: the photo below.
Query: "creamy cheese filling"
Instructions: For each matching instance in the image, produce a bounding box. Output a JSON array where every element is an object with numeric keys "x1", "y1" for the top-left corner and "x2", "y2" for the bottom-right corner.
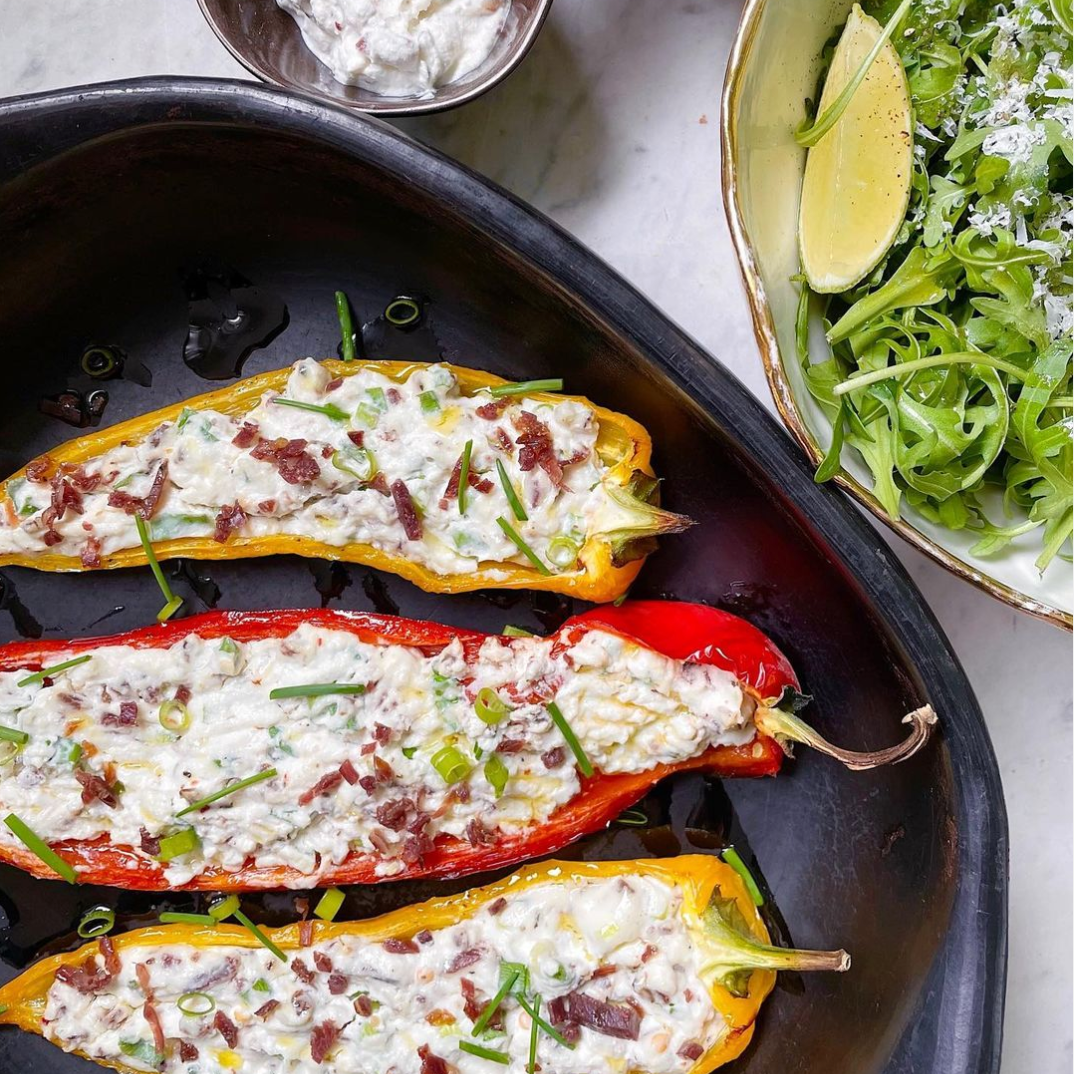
[
  {"x1": 43, "y1": 874, "x2": 723, "y2": 1074},
  {"x1": 0, "y1": 359, "x2": 646, "y2": 577},
  {"x1": 0, "y1": 624, "x2": 753, "y2": 884}
]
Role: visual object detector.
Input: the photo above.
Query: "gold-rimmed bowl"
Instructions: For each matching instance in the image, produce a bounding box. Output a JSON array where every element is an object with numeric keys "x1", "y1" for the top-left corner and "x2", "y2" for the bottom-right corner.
[{"x1": 721, "y1": 0, "x2": 1073, "y2": 630}]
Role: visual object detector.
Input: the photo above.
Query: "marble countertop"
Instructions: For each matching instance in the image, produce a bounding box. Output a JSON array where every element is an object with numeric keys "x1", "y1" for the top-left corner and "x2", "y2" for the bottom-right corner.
[{"x1": 0, "y1": 2, "x2": 1069, "y2": 1071}]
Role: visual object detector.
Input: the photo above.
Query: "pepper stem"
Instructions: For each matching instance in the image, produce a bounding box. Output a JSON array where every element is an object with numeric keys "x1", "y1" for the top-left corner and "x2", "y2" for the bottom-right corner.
[
  {"x1": 599, "y1": 474, "x2": 694, "y2": 566},
  {"x1": 756, "y1": 702, "x2": 937, "y2": 772}
]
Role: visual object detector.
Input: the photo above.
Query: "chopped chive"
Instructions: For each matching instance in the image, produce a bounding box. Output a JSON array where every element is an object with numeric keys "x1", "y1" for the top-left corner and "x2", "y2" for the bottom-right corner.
[
  {"x1": 336, "y1": 291, "x2": 357, "y2": 362},
  {"x1": 252, "y1": 978, "x2": 271, "y2": 993},
  {"x1": 496, "y1": 517, "x2": 550, "y2": 575},
  {"x1": 158, "y1": 911, "x2": 216, "y2": 926},
  {"x1": 474, "y1": 687, "x2": 512, "y2": 725},
  {"x1": 384, "y1": 297, "x2": 421, "y2": 327},
  {"x1": 17, "y1": 654, "x2": 92, "y2": 688},
  {"x1": 471, "y1": 969, "x2": 518, "y2": 1035},
  {"x1": 460, "y1": 1041, "x2": 510, "y2": 1065},
  {"x1": 156, "y1": 828, "x2": 201, "y2": 862},
  {"x1": 233, "y1": 908, "x2": 287, "y2": 962},
  {"x1": 487, "y1": 379, "x2": 564, "y2": 397},
  {"x1": 612, "y1": 590, "x2": 630, "y2": 607},
  {"x1": 0, "y1": 726, "x2": 29, "y2": 745},
  {"x1": 721, "y1": 847, "x2": 764, "y2": 907},
  {"x1": 546, "y1": 702, "x2": 593, "y2": 778},
  {"x1": 518, "y1": 995, "x2": 575, "y2": 1049},
  {"x1": 271, "y1": 398, "x2": 349, "y2": 422},
  {"x1": 177, "y1": 991, "x2": 216, "y2": 1016},
  {"x1": 134, "y1": 515, "x2": 183, "y2": 622},
  {"x1": 495, "y1": 459, "x2": 528, "y2": 522},
  {"x1": 176, "y1": 768, "x2": 277, "y2": 817},
  {"x1": 314, "y1": 887, "x2": 346, "y2": 921},
  {"x1": 77, "y1": 906, "x2": 115, "y2": 938},
  {"x1": 269, "y1": 683, "x2": 367, "y2": 700},
  {"x1": 458, "y1": 440, "x2": 474, "y2": 514},
  {"x1": 401, "y1": 746, "x2": 418, "y2": 759},
  {"x1": 502, "y1": 625, "x2": 533, "y2": 638},
  {"x1": 209, "y1": 894, "x2": 241, "y2": 921},
  {"x1": 3, "y1": 813, "x2": 77, "y2": 883},
  {"x1": 419, "y1": 390, "x2": 441, "y2": 414},
  {"x1": 527, "y1": 994, "x2": 541, "y2": 1073},
  {"x1": 484, "y1": 753, "x2": 509, "y2": 799},
  {"x1": 431, "y1": 744, "x2": 471, "y2": 785}
]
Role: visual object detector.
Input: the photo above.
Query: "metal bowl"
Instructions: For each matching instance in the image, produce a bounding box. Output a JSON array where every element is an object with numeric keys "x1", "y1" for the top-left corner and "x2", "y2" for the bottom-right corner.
[
  {"x1": 721, "y1": 0, "x2": 1073, "y2": 630},
  {"x1": 196, "y1": 0, "x2": 553, "y2": 116}
]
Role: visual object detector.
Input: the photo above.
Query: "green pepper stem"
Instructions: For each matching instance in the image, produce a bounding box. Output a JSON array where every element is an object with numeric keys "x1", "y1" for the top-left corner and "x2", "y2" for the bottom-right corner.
[{"x1": 756, "y1": 704, "x2": 937, "y2": 771}]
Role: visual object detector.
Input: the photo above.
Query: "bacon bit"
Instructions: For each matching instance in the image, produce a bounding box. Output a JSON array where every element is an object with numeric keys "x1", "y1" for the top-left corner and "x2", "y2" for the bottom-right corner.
[
  {"x1": 107, "y1": 461, "x2": 169, "y2": 519},
  {"x1": 188, "y1": 957, "x2": 239, "y2": 992},
  {"x1": 63, "y1": 464, "x2": 102, "y2": 494},
  {"x1": 43, "y1": 476, "x2": 84, "y2": 530},
  {"x1": 298, "y1": 770, "x2": 344, "y2": 806},
  {"x1": 360, "y1": 742, "x2": 377, "y2": 755},
  {"x1": 471, "y1": 472, "x2": 493, "y2": 493},
  {"x1": 590, "y1": 965, "x2": 618, "y2": 979},
  {"x1": 339, "y1": 759, "x2": 359, "y2": 785},
  {"x1": 440, "y1": 452, "x2": 495, "y2": 509},
  {"x1": 487, "y1": 897, "x2": 507, "y2": 916},
  {"x1": 541, "y1": 746, "x2": 566, "y2": 769},
  {"x1": 54, "y1": 954, "x2": 116, "y2": 993},
  {"x1": 26, "y1": 457, "x2": 53, "y2": 483},
  {"x1": 75, "y1": 769, "x2": 120, "y2": 808},
  {"x1": 390, "y1": 479, "x2": 422, "y2": 540},
  {"x1": 678, "y1": 1042, "x2": 705, "y2": 1062},
  {"x1": 325, "y1": 378, "x2": 344, "y2": 392},
  {"x1": 80, "y1": 537, "x2": 102, "y2": 569},
  {"x1": 328, "y1": 973, "x2": 348, "y2": 995},
  {"x1": 407, "y1": 809, "x2": 431, "y2": 835},
  {"x1": 139, "y1": 827, "x2": 161, "y2": 855},
  {"x1": 298, "y1": 919, "x2": 315, "y2": 948},
  {"x1": 135, "y1": 963, "x2": 154, "y2": 997},
  {"x1": 493, "y1": 425, "x2": 514, "y2": 453},
  {"x1": 476, "y1": 398, "x2": 511, "y2": 420},
  {"x1": 257, "y1": 498, "x2": 277, "y2": 514},
  {"x1": 358, "y1": 775, "x2": 377, "y2": 795},
  {"x1": 295, "y1": 897, "x2": 310, "y2": 919},
  {"x1": 354, "y1": 994, "x2": 374, "y2": 1016},
  {"x1": 641, "y1": 944, "x2": 657, "y2": 963},
  {"x1": 311, "y1": 1020, "x2": 341, "y2": 1064},
  {"x1": 415, "y1": 929, "x2": 433, "y2": 944},
  {"x1": 447, "y1": 947, "x2": 482, "y2": 973},
  {"x1": 368, "y1": 472, "x2": 391, "y2": 496},
  {"x1": 460, "y1": 978, "x2": 501, "y2": 1028},
  {"x1": 373, "y1": 755, "x2": 394, "y2": 783},
  {"x1": 231, "y1": 422, "x2": 259, "y2": 448},
  {"x1": 383, "y1": 937, "x2": 419, "y2": 954},
  {"x1": 255, "y1": 999, "x2": 279, "y2": 1020},
  {"x1": 293, "y1": 992, "x2": 313, "y2": 1015},
  {"x1": 291, "y1": 958, "x2": 315, "y2": 984},
  {"x1": 465, "y1": 819, "x2": 497, "y2": 847},
  {"x1": 213, "y1": 1011, "x2": 239, "y2": 1047},
  {"x1": 372, "y1": 722, "x2": 391, "y2": 745},
  {"x1": 400, "y1": 832, "x2": 433, "y2": 865},
  {"x1": 143, "y1": 1000, "x2": 166, "y2": 1054},
  {"x1": 313, "y1": 951, "x2": 332, "y2": 973},
  {"x1": 565, "y1": 992, "x2": 640, "y2": 1040},
  {"x1": 375, "y1": 797, "x2": 413, "y2": 832},
  {"x1": 418, "y1": 1044, "x2": 450, "y2": 1074},
  {"x1": 514, "y1": 410, "x2": 564, "y2": 486},
  {"x1": 386, "y1": 388, "x2": 402, "y2": 405},
  {"x1": 561, "y1": 446, "x2": 589, "y2": 467},
  {"x1": 547, "y1": 996, "x2": 569, "y2": 1024},
  {"x1": 213, "y1": 503, "x2": 247, "y2": 544},
  {"x1": 42, "y1": 529, "x2": 63, "y2": 546},
  {"x1": 497, "y1": 738, "x2": 526, "y2": 754},
  {"x1": 347, "y1": 430, "x2": 365, "y2": 447},
  {"x1": 425, "y1": 1008, "x2": 456, "y2": 1026},
  {"x1": 101, "y1": 701, "x2": 138, "y2": 727},
  {"x1": 250, "y1": 438, "x2": 321, "y2": 484},
  {"x1": 179, "y1": 1041, "x2": 199, "y2": 1062},
  {"x1": 322, "y1": 445, "x2": 334, "y2": 459}
]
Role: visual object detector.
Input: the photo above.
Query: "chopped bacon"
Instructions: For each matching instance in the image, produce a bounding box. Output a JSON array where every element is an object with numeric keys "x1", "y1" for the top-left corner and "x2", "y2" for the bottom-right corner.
[
  {"x1": 372, "y1": 723, "x2": 391, "y2": 745},
  {"x1": 75, "y1": 769, "x2": 120, "y2": 808},
  {"x1": 298, "y1": 770, "x2": 344, "y2": 806},
  {"x1": 250, "y1": 438, "x2": 321, "y2": 484},
  {"x1": 213, "y1": 1011, "x2": 239, "y2": 1048},
  {"x1": 564, "y1": 992, "x2": 640, "y2": 1040},
  {"x1": 41, "y1": 474, "x2": 85, "y2": 539},
  {"x1": 257, "y1": 498, "x2": 277, "y2": 513},
  {"x1": 101, "y1": 701, "x2": 138, "y2": 727},
  {"x1": 174, "y1": 684, "x2": 192, "y2": 704},
  {"x1": 100, "y1": 936, "x2": 120, "y2": 976},
  {"x1": 54, "y1": 954, "x2": 115, "y2": 993},
  {"x1": 476, "y1": 398, "x2": 511, "y2": 420},
  {"x1": 465, "y1": 819, "x2": 497, "y2": 846},
  {"x1": 460, "y1": 978, "x2": 501, "y2": 1028},
  {"x1": 26, "y1": 457, "x2": 53, "y2": 483},
  {"x1": 375, "y1": 797, "x2": 413, "y2": 832},
  {"x1": 514, "y1": 411, "x2": 564, "y2": 487},
  {"x1": 346, "y1": 430, "x2": 365, "y2": 447},
  {"x1": 641, "y1": 944, "x2": 657, "y2": 963},
  {"x1": 139, "y1": 827, "x2": 161, "y2": 855},
  {"x1": 407, "y1": 809, "x2": 431, "y2": 835},
  {"x1": 360, "y1": 742, "x2": 377, "y2": 755},
  {"x1": 322, "y1": 445, "x2": 334, "y2": 459},
  {"x1": 440, "y1": 452, "x2": 494, "y2": 509},
  {"x1": 313, "y1": 951, "x2": 333, "y2": 973},
  {"x1": 493, "y1": 426, "x2": 514, "y2": 453},
  {"x1": 541, "y1": 746, "x2": 566, "y2": 769},
  {"x1": 298, "y1": 920, "x2": 315, "y2": 948},
  {"x1": 291, "y1": 958, "x2": 314, "y2": 984},
  {"x1": 339, "y1": 759, "x2": 359, "y2": 785},
  {"x1": 231, "y1": 422, "x2": 259, "y2": 448},
  {"x1": 42, "y1": 529, "x2": 63, "y2": 546},
  {"x1": 400, "y1": 832, "x2": 433, "y2": 865},
  {"x1": 497, "y1": 738, "x2": 526, "y2": 754},
  {"x1": 386, "y1": 388, "x2": 402, "y2": 405},
  {"x1": 80, "y1": 537, "x2": 102, "y2": 569},
  {"x1": 415, "y1": 929, "x2": 433, "y2": 944},
  {"x1": 678, "y1": 1042, "x2": 705, "y2": 1062},
  {"x1": 471, "y1": 472, "x2": 493, "y2": 493},
  {"x1": 561, "y1": 446, "x2": 589, "y2": 467},
  {"x1": 179, "y1": 1042, "x2": 199, "y2": 1062},
  {"x1": 487, "y1": 897, "x2": 507, "y2": 916},
  {"x1": 213, "y1": 503, "x2": 247, "y2": 544},
  {"x1": 547, "y1": 996, "x2": 569, "y2": 1024},
  {"x1": 383, "y1": 937, "x2": 419, "y2": 954},
  {"x1": 325, "y1": 378, "x2": 344, "y2": 392},
  {"x1": 373, "y1": 755, "x2": 394, "y2": 782},
  {"x1": 354, "y1": 994, "x2": 374, "y2": 1016},
  {"x1": 107, "y1": 461, "x2": 169, "y2": 519},
  {"x1": 256, "y1": 999, "x2": 279, "y2": 1019},
  {"x1": 447, "y1": 947, "x2": 482, "y2": 973},
  {"x1": 188, "y1": 957, "x2": 239, "y2": 992},
  {"x1": 358, "y1": 775, "x2": 377, "y2": 795},
  {"x1": 135, "y1": 963, "x2": 154, "y2": 997},
  {"x1": 143, "y1": 1000, "x2": 166, "y2": 1054},
  {"x1": 418, "y1": 1044, "x2": 450, "y2": 1074},
  {"x1": 390, "y1": 479, "x2": 422, "y2": 540},
  {"x1": 311, "y1": 1020, "x2": 341, "y2": 1064},
  {"x1": 328, "y1": 973, "x2": 348, "y2": 995},
  {"x1": 293, "y1": 992, "x2": 313, "y2": 1015},
  {"x1": 590, "y1": 965, "x2": 618, "y2": 979}
]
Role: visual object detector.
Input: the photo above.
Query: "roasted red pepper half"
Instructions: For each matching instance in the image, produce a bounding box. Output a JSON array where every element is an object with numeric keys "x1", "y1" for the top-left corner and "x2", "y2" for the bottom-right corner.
[{"x1": 0, "y1": 601, "x2": 935, "y2": 890}]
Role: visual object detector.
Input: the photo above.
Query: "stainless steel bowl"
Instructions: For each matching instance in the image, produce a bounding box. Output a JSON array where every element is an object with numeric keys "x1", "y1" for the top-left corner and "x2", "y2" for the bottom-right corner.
[{"x1": 196, "y1": 0, "x2": 553, "y2": 116}]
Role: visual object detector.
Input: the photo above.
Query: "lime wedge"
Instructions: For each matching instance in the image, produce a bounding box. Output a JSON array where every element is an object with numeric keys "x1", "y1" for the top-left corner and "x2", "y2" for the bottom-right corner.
[{"x1": 798, "y1": 4, "x2": 913, "y2": 293}]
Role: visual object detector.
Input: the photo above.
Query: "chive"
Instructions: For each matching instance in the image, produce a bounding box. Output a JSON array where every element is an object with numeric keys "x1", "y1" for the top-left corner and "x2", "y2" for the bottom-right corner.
[
  {"x1": 17, "y1": 654, "x2": 92, "y2": 688},
  {"x1": 546, "y1": 702, "x2": 593, "y2": 778},
  {"x1": 518, "y1": 995, "x2": 574, "y2": 1049},
  {"x1": 615, "y1": 807, "x2": 648, "y2": 827},
  {"x1": 527, "y1": 994, "x2": 541, "y2": 1074},
  {"x1": 612, "y1": 590, "x2": 629, "y2": 607},
  {"x1": 233, "y1": 908, "x2": 287, "y2": 962},
  {"x1": 269, "y1": 683, "x2": 366, "y2": 700},
  {"x1": 77, "y1": 907, "x2": 115, "y2": 938},
  {"x1": 458, "y1": 439, "x2": 474, "y2": 514},
  {"x1": 332, "y1": 445, "x2": 377, "y2": 483},
  {"x1": 488, "y1": 379, "x2": 564, "y2": 397},
  {"x1": 3, "y1": 813, "x2": 77, "y2": 883},
  {"x1": 314, "y1": 887, "x2": 346, "y2": 921},
  {"x1": 134, "y1": 515, "x2": 183, "y2": 622},
  {"x1": 474, "y1": 687, "x2": 511, "y2": 725},
  {"x1": 336, "y1": 291, "x2": 357, "y2": 362},
  {"x1": 252, "y1": 978, "x2": 271, "y2": 992},
  {"x1": 459, "y1": 1041, "x2": 510, "y2": 1065},
  {"x1": 431, "y1": 744, "x2": 471, "y2": 785},
  {"x1": 496, "y1": 518, "x2": 550, "y2": 575},
  {"x1": 721, "y1": 847, "x2": 764, "y2": 907},
  {"x1": 495, "y1": 460, "x2": 528, "y2": 522},
  {"x1": 209, "y1": 894, "x2": 241, "y2": 921},
  {"x1": 176, "y1": 768, "x2": 277, "y2": 817},
  {"x1": 484, "y1": 754, "x2": 509, "y2": 799},
  {"x1": 0, "y1": 726, "x2": 28, "y2": 745},
  {"x1": 419, "y1": 390, "x2": 441, "y2": 414},
  {"x1": 471, "y1": 969, "x2": 518, "y2": 1035},
  {"x1": 159, "y1": 911, "x2": 216, "y2": 926},
  {"x1": 158, "y1": 699, "x2": 191, "y2": 734},
  {"x1": 177, "y1": 991, "x2": 216, "y2": 1016},
  {"x1": 401, "y1": 746, "x2": 418, "y2": 759},
  {"x1": 271, "y1": 397, "x2": 349, "y2": 422},
  {"x1": 384, "y1": 297, "x2": 421, "y2": 327},
  {"x1": 502, "y1": 625, "x2": 533, "y2": 638},
  {"x1": 156, "y1": 829, "x2": 201, "y2": 862}
]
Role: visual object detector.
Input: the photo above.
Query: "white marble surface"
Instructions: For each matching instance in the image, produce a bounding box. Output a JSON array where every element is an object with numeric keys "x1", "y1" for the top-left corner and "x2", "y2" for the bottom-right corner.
[{"x1": 0, "y1": 1, "x2": 1069, "y2": 1071}]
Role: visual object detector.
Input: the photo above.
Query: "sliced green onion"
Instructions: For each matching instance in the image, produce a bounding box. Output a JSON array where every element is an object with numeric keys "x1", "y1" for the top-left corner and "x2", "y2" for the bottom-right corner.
[
  {"x1": 502, "y1": 625, "x2": 533, "y2": 638},
  {"x1": 474, "y1": 687, "x2": 512, "y2": 725},
  {"x1": 176, "y1": 768, "x2": 277, "y2": 817},
  {"x1": 354, "y1": 402, "x2": 380, "y2": 428},
  {"x1": 527, "y1": 994, "x2": 541, "y2": 1074},
  {"x1": 484, "y1": 754, "x2": 509, "y2": 799},
  {"x1": 209, "y1": 894, "x2": 241, "y2": 921},
  {"x1": 385, "y1": 297, "x2": 421, "y2": 327},
  {"x1": 471, "y1": 968, "x2": 519, "y2": 1035},
  {"x1": 159, "y1": 911, "x2": 216, "y2": 926},
  {"x1": 615, "y1": 807, "x2": 648, "y2": 827},
  {"x1": 252, "y1": 978, "x2": 271, "y2": 993},
  {"x1": 0, "y1": 740, "x2": 22, "y2": 765},
  {"x1": 401, "y1": 746, "x2": 418, "y2": 759},
  {"x1": 499, "y1": 961, "x2": 529, "y2": 996},
  {"x1": 134, "y1": 515, "x2": 183, "y2": 623},
  {"x1": 546, "y1": 702, "x2": 593, "y2": 778},
  {"x1": 119, "y1": 1041, "x2": 164, "y2": 1067},
  {"x1": 177, "y1": 991, "x2": 216, "y2": 1016},
  {"x1": 495, "y1": 460, "x2": 528, "y2": 522},
  {"x1": 367, "y1": 386, "x2": 389, "y2": 411},
  {"x1": 17, "y1": 654, "x2": 92, "y2": 688},
  {"x1": 488, "y1": 379, "x2": 564, "y2": 397},
  {"x1": 269, "y1": 683, "x2": 367, "y2": 700},
  {"x1": 336, "y1": 291, "x2": 357, "y2": 362},
  {"x1": 233, "y1": 908, "x2": 286, "y2": 962},
  {"x1": 431, "y1": 744, "x2": 471, "y2": 785},
  {"x1": 459, "y1": 1041, "x2": 510, "y2": 1065},
  {"x1": 4, "y1": 813, "x2": 77, "y2": 883},
  {"x1": 314, "y1": 887, "x2": 346, "y2": 922},
  {"x1": 458, "y1": 440, "x2": 474, "y2": 514},
  {"x1": 0, "y1": 726, "x2": 28, "y2": 745},
  {"x1": 546, "y1": 535, "x2": 581, "y2": 570},
  {"x1": 332, "y1": 445, "x2": 377, "y2": 483},
  {"x1": 419, "y1": 390, "x2": 441, "y2": 414},
  {"x1": 77, "y1": 907, "x2": 115, "y2": 938},
  {"x1": 496, "y1": 518, "x2": 550, "y2": 575},
  {"x1": 271, "y1": 397, "x2": 349, "y2": 422},
  {"x1": 518, "y1": 995, "x2": 575, "y2": 1049},
  {"x1": 219, "y1": 637, "x2": 239, "y2": 655},
  {"x1": 57, "y1": 738, "x2": 83, "y2": 765},
  {"x1": 156, "y1": 828, "x2": 201, "y2": 862},
  {"x1": 721, "y1": 847, "x2": 764, "y2": 907},
  {"x1": 158, "y1": 699, "x2": 191, "y2": 734}
]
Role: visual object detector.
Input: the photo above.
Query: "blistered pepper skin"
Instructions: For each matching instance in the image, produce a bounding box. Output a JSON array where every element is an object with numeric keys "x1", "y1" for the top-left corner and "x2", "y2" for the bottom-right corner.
[
  {"x1": 0, "y1": 602, "x2": 792, "y2": 890},
  {"x1": 0, "y1": 856, "x2": 779, "y2": 1074},
  {"x1": 0, "y1": 360, "x2": 662, "y2": 602}
]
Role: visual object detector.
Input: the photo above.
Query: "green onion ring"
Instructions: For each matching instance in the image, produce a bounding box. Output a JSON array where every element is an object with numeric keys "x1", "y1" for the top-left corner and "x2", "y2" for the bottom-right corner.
[
  {"x1": 158, "y1": 699, "x2": 191, "y2": 734},
  {"x1": 77, "y1": 907, "x2": 116, "y2": 938},
  {"x1": 384, "y1": 297, "x2": 422, "y2": 327},
  {"x1": 177, "y1": 991, "x2": 216, "y2": 1016}
]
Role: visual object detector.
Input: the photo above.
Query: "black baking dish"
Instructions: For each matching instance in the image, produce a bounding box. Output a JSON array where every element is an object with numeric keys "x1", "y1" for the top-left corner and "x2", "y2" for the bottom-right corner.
[{"x1": 0, "y1": 79, "x2": 1006, "y2": 1074}]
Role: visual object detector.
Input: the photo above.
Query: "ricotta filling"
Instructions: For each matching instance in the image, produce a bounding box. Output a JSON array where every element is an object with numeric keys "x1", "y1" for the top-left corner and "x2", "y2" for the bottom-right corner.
[
  {"x1": 1, "y1": 359, "x2": 645, "y2": 578},
  {"x1": 0, "y1": 624, "x2": 753, "y2": 884},
  {"x1": 43, "y1": 874, "x2": 722, "y2": 1074}
]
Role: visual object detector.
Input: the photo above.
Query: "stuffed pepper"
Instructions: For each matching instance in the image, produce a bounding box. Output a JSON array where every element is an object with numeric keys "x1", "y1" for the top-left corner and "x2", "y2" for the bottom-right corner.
[
  {"x1": 0, "y1": 856, "x2": 850, "y2": 1074},
  {"x1": 0, "y1": 358, "x2": 690, "y2": 602},
  {"x1": 0, "y1": 600, "x2": 936, "y2": 890}
]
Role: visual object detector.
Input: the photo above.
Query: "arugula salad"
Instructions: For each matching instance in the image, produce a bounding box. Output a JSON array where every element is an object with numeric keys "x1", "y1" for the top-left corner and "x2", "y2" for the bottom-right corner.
[{"x1": 799, "y1": 0, "x2": 1073, "y2": 573}]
